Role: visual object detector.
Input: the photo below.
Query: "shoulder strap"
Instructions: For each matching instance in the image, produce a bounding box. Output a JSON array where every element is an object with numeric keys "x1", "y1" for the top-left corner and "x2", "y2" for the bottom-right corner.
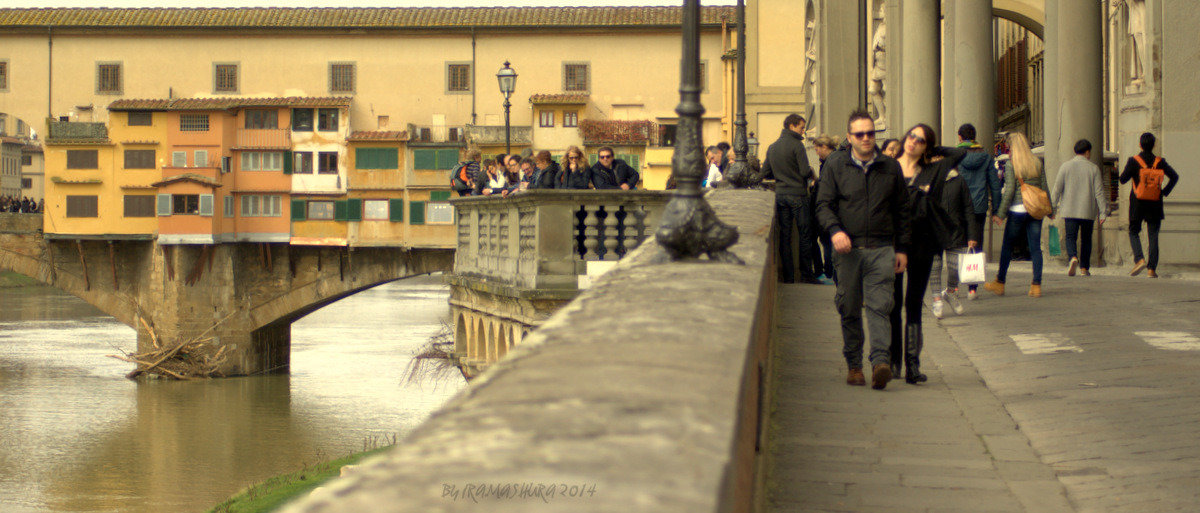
[
  {"x1": 1152, "y1": 157, "x2": 1162, "y2": 169},
  {"x1": 1133, "y1": 155, "x2": 1148, "y2": 169}
]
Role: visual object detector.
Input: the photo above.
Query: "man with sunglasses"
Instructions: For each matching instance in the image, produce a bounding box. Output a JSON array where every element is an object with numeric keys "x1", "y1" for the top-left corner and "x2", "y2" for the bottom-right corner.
[
  {"x1": 816, "y1": 110, "x2": 911, "y2": 390},
  {"x1": 763, "y1": 113, "x2": 818, "y2": 284},
  {"x1": 590, "y1": 147, "x2": 639, "y2": 190}
]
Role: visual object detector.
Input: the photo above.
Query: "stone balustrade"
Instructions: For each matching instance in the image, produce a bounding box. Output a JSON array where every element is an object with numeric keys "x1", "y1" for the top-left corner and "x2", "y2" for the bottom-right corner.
[
  {"x1": 282, "y1": 189, "x2": 777, "y2": 513},
  {"x1": 450, "y1": 190, "x2": 671, "y2": 290}
]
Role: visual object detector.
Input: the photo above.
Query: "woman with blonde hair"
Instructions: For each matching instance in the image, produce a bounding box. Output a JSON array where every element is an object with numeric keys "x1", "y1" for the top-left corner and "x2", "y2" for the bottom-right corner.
[
  {"x1": 558, "y1": 145, "x2": 592, "y2": 189},
  {"x1": 984, "y1": 132, "x2": 1053, "y2": 298}
]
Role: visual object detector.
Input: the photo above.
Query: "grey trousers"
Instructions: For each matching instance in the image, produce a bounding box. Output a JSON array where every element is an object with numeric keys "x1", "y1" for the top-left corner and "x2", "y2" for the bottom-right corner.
[{"x1": 834, "y1": 246, "x2": 896, "y2": 369}]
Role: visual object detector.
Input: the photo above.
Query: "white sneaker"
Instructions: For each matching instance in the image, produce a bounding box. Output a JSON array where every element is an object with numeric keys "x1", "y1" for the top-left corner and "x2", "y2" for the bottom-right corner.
[
  {"x1": 968, "y1": 289, "x2": 978, "y2": 301},
  {"x1": 931, "y1": 296, "x2": 944, "y2": 319},
  {"x1": 944, "y1": 290, "x2": 964, "y2": 315}
]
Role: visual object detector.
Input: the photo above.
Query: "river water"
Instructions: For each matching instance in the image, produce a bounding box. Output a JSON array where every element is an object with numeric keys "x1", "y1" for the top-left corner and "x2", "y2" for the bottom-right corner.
[{"x1": 0, "y1": 274, "x2": 465, "y2": 513}]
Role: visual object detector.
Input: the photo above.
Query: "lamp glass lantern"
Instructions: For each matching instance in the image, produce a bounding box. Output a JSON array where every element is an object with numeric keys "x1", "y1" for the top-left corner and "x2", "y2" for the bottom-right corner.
[
  {"x1": 747, "y1": 132, "x2": 759, "y2": 157},
  {"x1": 496, "y1": 61, "x2": 517, "y2": 99}
]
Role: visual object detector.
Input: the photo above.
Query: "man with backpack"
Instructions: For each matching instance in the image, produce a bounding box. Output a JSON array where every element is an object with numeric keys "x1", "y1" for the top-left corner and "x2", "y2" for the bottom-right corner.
[
  {"x1": 1120, "y1": 132, "x2": 1179, "y2": 278},
  {"x1": 451, "y1": 149, "x2": 482, "y2": 197}
]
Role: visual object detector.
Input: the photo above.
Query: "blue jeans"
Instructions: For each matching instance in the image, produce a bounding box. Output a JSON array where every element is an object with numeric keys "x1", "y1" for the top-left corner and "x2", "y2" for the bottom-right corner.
[
  {"x1": 776, "y1": 195, "x2": 815, "y2": 283},
  {"x1": 996, "y1": 212, "x2": 1043, "y2": 285},
  {"x1": 1063, "y1": 218, "x2": 1095, "y2": 269}
]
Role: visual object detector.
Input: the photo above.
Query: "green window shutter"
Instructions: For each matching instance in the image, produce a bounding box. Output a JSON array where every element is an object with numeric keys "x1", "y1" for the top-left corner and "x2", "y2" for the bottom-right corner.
[
  {"x1": 157, "y1": 194, "x2": 172, "y2": 216},
  {"x1": 436, "y1": 149, "x2": 459, "y2": 170},
  {"x1": 413, "y1": 149, "x2": 436, "y2": 170},
  {"x1": 283, "y1": 152, "x2": 293, "y2": 174},
  {"x1": 355, "y1": 148, "x2": 371, "y2": 169},
  {"x1": 389, "y1": 198, "x2": 404, "y2": 222},
  {"x1": 430, "y1": 190, "x2": 451, "y2": 202},
  {"x1": 291, "y1": 199, "x2": 306, "y2": 221},
  {"x1": 409, "y1": 200, "x2": 426, "y2": 225},
  {"x1": 334, "y1": 200, "x2": 348, "y2": 221},
  {"x1": 381, "y1": 148, "x2": 399, "y2": 169},
  {"x1": 346, "y1": 198, "x2": 362, "y2": 221}
]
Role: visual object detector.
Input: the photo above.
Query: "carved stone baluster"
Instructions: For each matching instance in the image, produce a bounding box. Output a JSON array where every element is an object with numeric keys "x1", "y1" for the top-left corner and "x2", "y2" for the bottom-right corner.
[
  {"x1": 629, "y1": 206, "x2": 650, "y2": 249},
  {"x1": 582, "y1": 206, "x2": 601, "y2": 261},
  {"x1": 603, "y1": 205, "x2": 620, "y2": 260}
]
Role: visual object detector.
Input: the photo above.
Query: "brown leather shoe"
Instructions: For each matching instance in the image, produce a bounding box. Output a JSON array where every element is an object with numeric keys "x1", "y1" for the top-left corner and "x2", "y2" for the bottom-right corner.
[
  {"x1": 847, "y1": 368, "x2": 866, "y2": 386},
  {"x1": 1131, "y1": 259, "x2": 1147, "y2": 276},
  {"x1": 871, "y1": 363, "x2": 892, "y2": 390},
  {"x1": 1029, "y1": 284, "x2": 1042, "y2": 298},
  {"x1": 1080, "y1": 268, "x2": 1091, "y2": 276},
  {"x1": 983, "y1": 280, "x2": 1004, "y2": 296},
  {"x1": 1148, "y1": 269, "x2": 1158, "y2": 278}
]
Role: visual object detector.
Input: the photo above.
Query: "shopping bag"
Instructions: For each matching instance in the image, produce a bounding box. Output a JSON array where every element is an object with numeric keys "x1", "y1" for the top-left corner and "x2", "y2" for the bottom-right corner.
[
  {"x1": 959, "y1": 250, "x2": 986, "y2": 285},
  {"x1": 1048, "y1": 225, "x2": 1061, "y2": 256}
]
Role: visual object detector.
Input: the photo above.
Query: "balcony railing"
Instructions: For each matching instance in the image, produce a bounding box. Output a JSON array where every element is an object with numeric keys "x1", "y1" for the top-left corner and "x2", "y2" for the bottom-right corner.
[
  {"x1": 451, "y1": 190, "x2": 670, "y2": 290},
  {"x1": 235, "y1": 128, "x2": 291, "y2": 149}
]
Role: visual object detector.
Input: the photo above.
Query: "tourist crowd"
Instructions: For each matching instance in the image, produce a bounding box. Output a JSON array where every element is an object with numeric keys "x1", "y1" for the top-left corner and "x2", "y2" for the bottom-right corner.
[
  {"x1": 0, "y1": 196, "x2": 41, "y2": 213},
  {"x1": 451, "y1": 146, "x2": 641, "y2": 198},
  {"x1": 768, "y1": 110, "x2": 1178, "y2": 391}
]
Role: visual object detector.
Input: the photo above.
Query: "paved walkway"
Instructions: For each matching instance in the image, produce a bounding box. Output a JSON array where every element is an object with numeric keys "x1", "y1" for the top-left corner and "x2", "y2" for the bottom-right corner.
[{"x1": 765, "y1": 282, "x2": 1073, "y2": 513}]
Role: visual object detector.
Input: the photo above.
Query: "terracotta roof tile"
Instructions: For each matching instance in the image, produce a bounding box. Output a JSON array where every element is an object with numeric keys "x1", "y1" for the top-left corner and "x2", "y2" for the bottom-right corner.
[
  {"x1": 151, "y1": 173, "x2": 222, "y2": 188},
  {"x1": 0, "y1": 7, "x2": 733, "y2": 29},
  {"x1": 529, "y1": 94, "x2": 589, "y2": 105},
  {"x1": 580, "y1": 119, "x2": 655, "y2": 145},
  {"x1": 109, "y1": 96, "x2": 352, "y2": 111},
  {"x1": 348, "y1": 130, "x2": 409, "y2": 142}
]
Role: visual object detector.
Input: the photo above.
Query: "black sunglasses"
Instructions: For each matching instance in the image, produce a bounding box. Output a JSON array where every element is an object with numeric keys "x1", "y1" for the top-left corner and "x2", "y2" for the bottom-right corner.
[
  {"x1": 849, "y1": 131, "x2": 875, "y2": 139},
  {"x1": 907, "y1": 133, "x2": 927, "y2": 145},
  {"x1": 599, "y1": 154, "x2": 614, "y2": 159}
]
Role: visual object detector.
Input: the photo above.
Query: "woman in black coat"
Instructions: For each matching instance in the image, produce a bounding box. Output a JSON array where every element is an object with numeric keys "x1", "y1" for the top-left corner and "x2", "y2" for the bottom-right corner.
[
  {"x1": 889, "y1": 123, "x2": 967, "y2": 384},
  {"x1": 927, "y1": 167, "x2": 980, "y2": 318},
  {"x1": 557, "y1": 145, "x2": 592, "y2": 190}
]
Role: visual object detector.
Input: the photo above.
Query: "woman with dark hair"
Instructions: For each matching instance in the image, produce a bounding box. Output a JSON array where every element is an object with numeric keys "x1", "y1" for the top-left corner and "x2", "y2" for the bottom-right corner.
[
  {"x1": 889, "y1": 123, "x2": 967, "y2": 384},
  {"x1": 880, "y1": 138, "x2": 902, "y2": 158}
]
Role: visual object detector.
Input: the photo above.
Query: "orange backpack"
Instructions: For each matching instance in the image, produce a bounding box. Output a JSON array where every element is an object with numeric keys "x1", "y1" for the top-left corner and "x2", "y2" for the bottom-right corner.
[{"x1": 1133, "y1": 155, "x2": 1165, "y2": 201}]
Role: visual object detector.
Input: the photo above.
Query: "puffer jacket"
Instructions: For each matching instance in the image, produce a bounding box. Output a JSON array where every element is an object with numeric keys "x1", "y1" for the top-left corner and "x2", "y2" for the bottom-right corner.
[{"x1": 955, "y1": 142, "x2": 1000, "y2": 215}]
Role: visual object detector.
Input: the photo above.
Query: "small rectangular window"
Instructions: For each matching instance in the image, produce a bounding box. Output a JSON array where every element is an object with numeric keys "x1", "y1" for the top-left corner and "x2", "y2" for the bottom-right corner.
[
  {"x1": 21, "y1": 178, "x2": 33, "y2": 188},
  {"x1": 244, "y1": 109, "x2": 278, "y2": 129},
  {"x1": 241, "y1": 195, "x2": 260, "y2": 216},
  {"x1": 21, "y1": 155, "x2": 32, "y2": 166},
  {"x1": 172, "y1": 151, "x2": 186, "y2": 167},
  {"x1": 123, "y1": 195, "x2": 155, "y2": 217},
  {"x1": 194, "y1": 150, "x2": 208, "y2": 168},
  {"x1": 564, "y1": 62, "x2": 589, "y2": 92},
  {"x1": 127, "y1": 111, "x2": 152, "y2": 126},
  {"x1": 214, "y1": 63, "x2": 238, "y2": 93},
  {"x1": 0, "y1": 60, "x2": 7, "y2": 91},
  {"x1": 308, "y1": 201, "x2": 335, "y2": 220},
  {"x1": 293, "y1": 152, "x2": 313, "y2": 174},
  {"x1": 223, "y1": 196, "x2": 234, "y2": 218},
  {"x1": 124, "y1": 149, "x2": 155, "y2": 169},
  {"x1": 96, "y1": 62, "x2": 122, "y2": 94},
  {"x1": 172, "y1": 194, "x2": 200, "y2": 215},
  {"x1": 329, "y1": 62, "x2": 355, "y2": 93},
  {"x1": 318, "y1": 152, "x2": 338, "y2": 174},
  {"x1": 539, "y1": 110, "x2": 555, "y2": 128},
  {"x1": 317, "y1": 109, "x2": 339, "y2": 131},
  {"x1": 564, "y1": 111, "x2": 579, "y2": 127},
  {"x1": 66, "y1": 195, "x2": 99, "y2": 218},
  {"x1": 266, "y1": 195, "x2": 282, "y2": 217},
  {"x1": 292, "y1": 109, "x2": 314, "y2": 131},
  {"x1": 427, "y1": 203, "x2": 455, "y2": 224},
  {"x1": 447, "y1": 63, "x2": 471, "y2": 92},
  {"x1": 180, "y1": 114, "x2": 209, "y2": 132},
  {"x1": 363, "y1": 199, "x2": 389, "y2": 220},
  {"x1": 66, "y1": 150, "x2": 99, "y2": 169}
]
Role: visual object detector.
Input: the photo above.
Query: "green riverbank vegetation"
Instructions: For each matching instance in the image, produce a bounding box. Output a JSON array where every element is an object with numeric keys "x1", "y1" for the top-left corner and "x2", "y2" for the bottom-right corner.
[{"x1": 0, "y1": 271, "x2": 40, "y2": 288}]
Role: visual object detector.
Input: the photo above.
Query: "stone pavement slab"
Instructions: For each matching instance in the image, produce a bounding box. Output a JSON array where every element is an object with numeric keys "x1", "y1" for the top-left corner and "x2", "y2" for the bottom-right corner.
[{"x1": 765, "y1": 283, "x2": 1073, "y2": 513}]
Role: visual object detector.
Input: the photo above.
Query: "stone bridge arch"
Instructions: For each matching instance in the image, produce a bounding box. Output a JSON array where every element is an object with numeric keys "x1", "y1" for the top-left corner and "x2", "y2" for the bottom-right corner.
[{"x1": 0, "y1": 214, "x2": 453, "y2": 376}]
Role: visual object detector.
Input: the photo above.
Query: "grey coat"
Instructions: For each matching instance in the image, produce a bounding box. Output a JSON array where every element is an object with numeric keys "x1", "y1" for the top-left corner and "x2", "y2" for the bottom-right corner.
[{"x1": 1052, "y1": 155, "x2": 1107, "y2": 221}]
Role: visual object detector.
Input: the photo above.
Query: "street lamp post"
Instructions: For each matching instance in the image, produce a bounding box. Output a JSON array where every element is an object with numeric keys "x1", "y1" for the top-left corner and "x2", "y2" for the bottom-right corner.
[
  {"x1": 723, "y1": 0, "x2": 760, "y2": 189},
  {"x1": 653, "y1": 0, "x2": 743, "y2": 264},
  {"x1": 496, "y1": 61, "x2": 518, "y2": 154}
]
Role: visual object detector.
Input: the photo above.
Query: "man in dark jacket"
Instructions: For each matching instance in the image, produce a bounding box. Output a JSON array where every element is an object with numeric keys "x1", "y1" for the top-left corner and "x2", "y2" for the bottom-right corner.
[
  {"x1": 816, "y1": 110, "x2": 910, "y2": 390},
  {"x1": 762, "y1": 113, "x2": 817, "y2": 284},
  {"x1": 1120, "y1": 132, "x2": 1179, "y2": 278},
  {"x1": 528, "y1": 150, "x2": 559, "y2": 190},
  {"x1": 955, "y1": 123, "x2": 1000, "y2": 299},
  {"x1": 590, "y1": 147, "x2": 639, "y2": 190}
]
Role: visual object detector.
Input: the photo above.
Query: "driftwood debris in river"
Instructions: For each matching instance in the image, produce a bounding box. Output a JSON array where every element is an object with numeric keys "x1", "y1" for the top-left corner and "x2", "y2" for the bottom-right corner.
[{"x1": 109, "y1": 313, "x2": 234, "y2": 380}]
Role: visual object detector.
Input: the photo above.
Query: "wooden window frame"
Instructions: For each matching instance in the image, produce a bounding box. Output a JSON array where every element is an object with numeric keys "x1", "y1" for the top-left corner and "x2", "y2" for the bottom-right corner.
[
  {"x1": 96, "y1": 61, "x2": 122, "y2": 95},
  {"x1": 123, "y1": 149, "x2": 156, "y2": 169},
  {"x1": 563, "y1": 111, "x2": 579, "y2": 128},
  {"x1": 317, "y1": 108, "x2": 339, "y2": 132},
  {"x1": 317, "y1": 151, "x2": 339, "y2": 174},
  {"x1": 293, "y1": 152, "x2": 314, "y2": 174},
  {"x1": 329, "y1": 62, "x2": 356, "y2": 94},
  {"x1": 66, "y1": 149, "x2": 99, "y2": 169},
  {"x1": 172, "y1": 194, "x2": 200, "y2": 215},
  {"x1": 0, "y1": 60, "x2": 7, "y2": 92},
  {"x1": 66, "y1": 195, "x2": 99, "y2": 218},
  {"x1": 179, "y1": 114, "x2": 209, "y2": 132},
  {"x1": 563, "y1": 61, "x2": 590, "y2": 92},
  {"x1": 539, "y1": 110, "x2": 555, "y2": 128},
  {"x1": 446, "y1": 62, "x2": 472, "y2": 94},
  {"x1": 127, "y1": 111, "x2": 152, "y2": 126},
  {"x1": 244, "y1": 109, "x2": 278, "y2": 130},
  {"x1": 123, "y1": 194, "x2": 156, "y2": 217},
  {"x1": 213, "y1": 62, "x2": 239, "y2": 94}
]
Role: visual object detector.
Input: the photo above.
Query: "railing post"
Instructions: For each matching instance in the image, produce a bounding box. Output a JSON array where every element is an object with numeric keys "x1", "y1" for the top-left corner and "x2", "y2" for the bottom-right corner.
[{"x1": 535, "y1": 193, "x2": 584, "y2": 289}]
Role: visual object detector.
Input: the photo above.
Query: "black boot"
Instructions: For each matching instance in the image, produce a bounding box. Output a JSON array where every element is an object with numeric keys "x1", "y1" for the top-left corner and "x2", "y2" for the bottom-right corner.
[{"x1": 905, "y1": 323, "x2": 927, "y2": 384}]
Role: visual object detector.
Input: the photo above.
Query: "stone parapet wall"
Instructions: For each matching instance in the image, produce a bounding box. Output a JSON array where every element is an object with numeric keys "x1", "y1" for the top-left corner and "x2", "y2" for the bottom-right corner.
[
  {"x1": 282, "y1": 189, "x2": 777, "y2": 513},
  {"x1": 0, "y1": 213, "x2": 42, "y2": 234}
]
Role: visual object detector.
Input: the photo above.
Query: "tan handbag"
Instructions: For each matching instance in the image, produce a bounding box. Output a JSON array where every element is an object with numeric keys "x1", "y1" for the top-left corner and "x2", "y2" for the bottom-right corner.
[{"x1": 1016, "y1": 173, "x2": 1051, "y2": 220}]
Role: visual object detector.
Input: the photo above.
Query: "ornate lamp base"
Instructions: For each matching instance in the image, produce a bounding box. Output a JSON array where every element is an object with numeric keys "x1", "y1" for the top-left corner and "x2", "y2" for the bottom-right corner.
[{"x1": 653, "y1": 195, "x2": 743, "y2": 264}]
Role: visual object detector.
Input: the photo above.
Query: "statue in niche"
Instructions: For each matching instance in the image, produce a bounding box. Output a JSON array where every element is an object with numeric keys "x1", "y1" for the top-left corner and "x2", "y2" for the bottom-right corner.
[
  {"x1": 868, "y1": 3, "x2": 887, "y2": 130},
  {"x1": 1114, "y1": 0, "x2": 1147, "y2": 84}
]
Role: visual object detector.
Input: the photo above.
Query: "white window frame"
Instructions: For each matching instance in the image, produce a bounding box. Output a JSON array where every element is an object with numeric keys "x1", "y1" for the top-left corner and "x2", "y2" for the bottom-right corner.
[
  {"x1": 426, "y1": 203, "x2": 455, "y2": 224},
  {"x1": 171, "y1": 151, "x2": 186, "y2": 167},
  {"x1": 194, "y1": 150, "x2": 208, "y2": 168}
]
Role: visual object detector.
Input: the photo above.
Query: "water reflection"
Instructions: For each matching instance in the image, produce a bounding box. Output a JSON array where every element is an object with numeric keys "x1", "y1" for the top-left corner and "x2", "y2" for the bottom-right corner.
[{"x1": 0, "y1": 274, "x2": 464, "y2": 512}]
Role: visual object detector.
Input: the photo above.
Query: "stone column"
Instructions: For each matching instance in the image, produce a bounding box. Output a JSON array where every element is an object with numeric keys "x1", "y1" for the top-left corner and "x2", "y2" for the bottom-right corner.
[
  {"x1": 1043, "y1": 1, "x2": 1059, "y2": 173},
  {"x1": 898, "y1": 0, "x2": 940, "y2": 133},
  {"x1": 1055, "y1": 0, "x2": 1104, "y2": 171},
  {"x1": 949, "y1": 0, "x2": 995, "y2": 150},
  {"x1": 818, "y1": 0, "x2": 862, "y2": 133}
]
